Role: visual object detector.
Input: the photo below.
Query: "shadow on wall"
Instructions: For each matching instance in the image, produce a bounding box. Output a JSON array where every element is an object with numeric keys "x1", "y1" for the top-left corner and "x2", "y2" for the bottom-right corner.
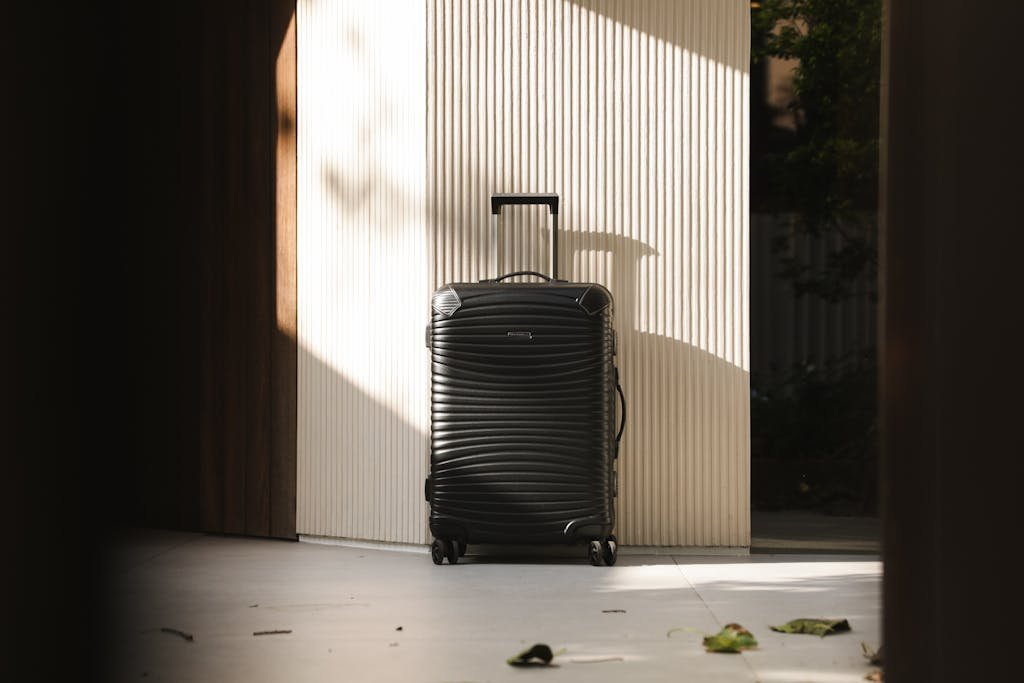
[
  {"x1": 296, "y1": 340, "x2": 428, "y2": 542},
  {"x1": 321, "y1": 152, "x2": 417, "y2": 223},
  {"x1": 571, "y1": 230, "x2": 750, "y2": 545},
  {"x1": 569, "y1": 0, "x2": 749, "y2": 73},
  {"x1": 436, "y1": 205, "x2": 750, "y2": 544},
  {"x1": 316, "y1": 18, "x2": 421, "y2": 227},
  {"x1": 297, "y1": 317, "x2": 746, "y2": 547},
  {"x1": 305, "y1": 177, "x2": 749, "y2": 544},
  {"x1": 304, "y1": 0, "x2": 751, "y2": 545},
  {"x1": 319, "y1": 135, "x2": 750, "y2": 543}
]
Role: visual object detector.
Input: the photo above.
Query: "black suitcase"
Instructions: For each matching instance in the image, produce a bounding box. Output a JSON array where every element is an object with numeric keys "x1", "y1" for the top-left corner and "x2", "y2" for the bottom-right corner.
[{"x1": 425, "y1": 193, "x2": 625, "y2": 566}]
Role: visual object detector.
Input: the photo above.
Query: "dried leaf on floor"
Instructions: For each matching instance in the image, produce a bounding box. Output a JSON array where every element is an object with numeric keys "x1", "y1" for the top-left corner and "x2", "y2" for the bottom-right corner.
[
  {"x1": 865, "y1": 669, "x2": 883, "y2": 681},
  {"x1": 770, "y1": 618, "x2": 851, "y2": 637},
  {"x1": 702, "y1": 623, "x2": 758, "y2": 653},
  {"x1": 506, "y1": 643, "x2": 557, "y2": 666},
  {"x1": 160, "y1": 628, "x2": 194, "y2": 642},
  {"x1": 861, "y1": 641, "x2": 883, "y2": 665}
]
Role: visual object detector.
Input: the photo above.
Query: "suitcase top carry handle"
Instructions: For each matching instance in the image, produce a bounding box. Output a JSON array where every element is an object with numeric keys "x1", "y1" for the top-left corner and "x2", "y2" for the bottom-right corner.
[
  {"x1": 490, "y1": 193, "x2": 560, "y2": 278},
  {"x1": 480, "y1": 270, "x2": 567, "y2": 284}
]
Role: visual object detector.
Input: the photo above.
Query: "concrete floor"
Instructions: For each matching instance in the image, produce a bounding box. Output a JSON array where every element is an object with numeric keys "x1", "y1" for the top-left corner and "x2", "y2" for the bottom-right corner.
[{"x1": 102, "y1": 530, "x2": 881, "y2": 682}]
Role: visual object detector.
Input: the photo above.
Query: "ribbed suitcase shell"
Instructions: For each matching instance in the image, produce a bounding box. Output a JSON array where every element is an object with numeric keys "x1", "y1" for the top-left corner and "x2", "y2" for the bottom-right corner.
[{"x1": 427, "y1": 281, "x2": 617, "y2": 546}]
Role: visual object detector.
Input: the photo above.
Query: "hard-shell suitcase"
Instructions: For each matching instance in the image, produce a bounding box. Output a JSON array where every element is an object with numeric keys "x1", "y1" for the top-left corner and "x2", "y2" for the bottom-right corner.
[{"x1": 425, "y1": 193, "x2": 625, "y2": 566}]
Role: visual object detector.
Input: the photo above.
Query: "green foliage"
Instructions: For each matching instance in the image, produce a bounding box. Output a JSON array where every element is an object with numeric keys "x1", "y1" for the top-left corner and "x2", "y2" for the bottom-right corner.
[
  {"x1": 750, "y1": 2, "x2": 881, "y2": 514},
  {"x1": 752, "y1": 0, "x2": 881, "y2": 301},
  {"x1": 702, "y1": 624, "x2": 758, "y2": 653},
  {"x1": 770, "y1": 618, "x2": 851, "y2": 637},
  {"x1": 750, "y1": 350, "x2": 877, "y2": 513},
  {"x1": 752, "y1": 350, "x2": 876, "y2": 458}
]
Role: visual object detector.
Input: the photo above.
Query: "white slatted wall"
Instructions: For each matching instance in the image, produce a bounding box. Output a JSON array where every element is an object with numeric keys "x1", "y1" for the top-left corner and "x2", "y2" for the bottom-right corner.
[
  {"x1": 296, "y1": 0, "x2": 430, "y2": 543},
  {"x1": 299, "y1": 0, "x2": 749, "y2": 547}
]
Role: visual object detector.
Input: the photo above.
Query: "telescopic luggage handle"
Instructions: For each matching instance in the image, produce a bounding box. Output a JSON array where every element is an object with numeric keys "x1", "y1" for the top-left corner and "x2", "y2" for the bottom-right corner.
[{"x1": 489, "y1": 192, "x2": 560, "y2": 279}]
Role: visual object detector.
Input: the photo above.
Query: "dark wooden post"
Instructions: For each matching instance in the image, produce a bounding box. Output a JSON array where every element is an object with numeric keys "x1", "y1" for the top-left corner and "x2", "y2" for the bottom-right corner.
[{"x1": 880, "y1": 1, "x2": 1024, "y2": 680}]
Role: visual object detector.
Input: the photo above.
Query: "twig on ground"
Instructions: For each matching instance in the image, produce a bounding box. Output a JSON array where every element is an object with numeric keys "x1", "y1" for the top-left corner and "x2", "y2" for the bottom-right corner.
[
  {"x1": 569, "y1": 657, "x2": 624, "y2": 664},
  {"x1": 160, "y1": 628, "x2": 194, "y2": 642}
]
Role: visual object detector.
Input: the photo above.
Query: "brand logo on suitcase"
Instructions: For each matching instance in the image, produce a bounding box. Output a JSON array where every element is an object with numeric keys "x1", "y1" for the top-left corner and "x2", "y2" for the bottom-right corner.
[{"x1": 506, "y1": 330, "x2": 533, "y2": 340}]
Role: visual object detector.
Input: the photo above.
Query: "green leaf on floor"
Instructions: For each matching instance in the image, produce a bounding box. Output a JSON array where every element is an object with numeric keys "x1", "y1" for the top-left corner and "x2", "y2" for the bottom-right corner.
[
  {"x1": 506, "y1": 643, "x2": 556, "y2": 666},
  {"x1": 770, "y1": 618, "x2": 851, "y2": 637},
  {"x1": 702, "y1": 623, "x2": 758, "y2": 653}
]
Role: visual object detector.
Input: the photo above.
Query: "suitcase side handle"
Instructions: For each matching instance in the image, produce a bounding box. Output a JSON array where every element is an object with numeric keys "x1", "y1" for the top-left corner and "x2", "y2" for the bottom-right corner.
[
  {"x1": 490, "y1": 192, "x2": 560, "y2": 278},
  {"x1": 615, "y1": 368, "x2": 626, "y2": 452}
]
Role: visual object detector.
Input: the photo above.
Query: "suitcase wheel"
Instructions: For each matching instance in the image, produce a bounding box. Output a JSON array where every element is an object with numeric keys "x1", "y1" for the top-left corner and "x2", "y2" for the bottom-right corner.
[
  {"x1": 588, "y1": 536, "x2": 618, "y2": 567},
  {"x1": 444, "y1": 539, "x2": 459, "y2": 565},
  {"x1": 431, "y1": 539, "x2": 446, "y2": 565},
  {"x1": 431, "y1": 538, "x2": 460, "y2": 565},
  {"x1": 602, "y1": 535, "x2": 618, "y2": 566}
]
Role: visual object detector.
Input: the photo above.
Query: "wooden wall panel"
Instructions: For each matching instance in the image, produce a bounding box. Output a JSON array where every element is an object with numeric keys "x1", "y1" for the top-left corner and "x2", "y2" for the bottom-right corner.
[
  {"x1": 197, "y1": 0, "x2": 298, "y2": 538},
  {"x1": 243, "y1": 0, "x2": 274, "y2": 537},
  {"x1": 272, "y1": 0, "x2": 299, "y2": 541},
  {"x1": 111, "y1": 0, "x2": 298, "y2": 539}
]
